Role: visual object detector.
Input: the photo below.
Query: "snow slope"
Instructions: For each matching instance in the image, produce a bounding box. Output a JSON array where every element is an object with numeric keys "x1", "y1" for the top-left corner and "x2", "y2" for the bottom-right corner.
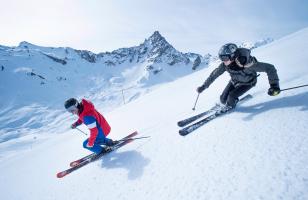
[{"x1": 0, "y1": 27, "x2": 308, "y2": 200}]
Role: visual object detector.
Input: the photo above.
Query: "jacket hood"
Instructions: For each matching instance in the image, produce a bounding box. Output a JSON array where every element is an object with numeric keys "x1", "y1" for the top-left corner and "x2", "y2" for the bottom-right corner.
[{"x1": 80, "y1": 99, "x2": 95, "y2": 115}]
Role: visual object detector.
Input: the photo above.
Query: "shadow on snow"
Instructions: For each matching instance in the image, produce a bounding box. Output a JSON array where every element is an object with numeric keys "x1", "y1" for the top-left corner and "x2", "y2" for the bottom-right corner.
[
  {"x1": 237, "y1": 91, "x2": 308, "y2": 121},
  {"x1": 100, "y1": 150, "x2": 150, "y2": 180}
]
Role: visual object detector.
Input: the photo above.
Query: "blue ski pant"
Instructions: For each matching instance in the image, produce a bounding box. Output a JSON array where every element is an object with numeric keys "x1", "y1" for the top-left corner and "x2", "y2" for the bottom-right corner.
[{"x1": 83, "y1": 131, "x2": 113, "y2": 154}]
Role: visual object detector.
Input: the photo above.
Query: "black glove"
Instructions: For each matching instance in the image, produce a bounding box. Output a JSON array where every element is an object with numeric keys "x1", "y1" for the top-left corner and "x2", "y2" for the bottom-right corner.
[
  {"x1": 268, "y1": 83, "x2": 280, "y2": 96},
  {"x1": 70, "y1": 122, "x2": 78, "y2": 129},
  {"x1": 197, "y1": 85, "x2": 206, "y2": 93}
]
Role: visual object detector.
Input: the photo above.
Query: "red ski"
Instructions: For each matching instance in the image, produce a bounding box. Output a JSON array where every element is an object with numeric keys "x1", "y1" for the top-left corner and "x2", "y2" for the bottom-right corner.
[
  {"x1": 57, "y1": 131, "x2": 138, "y2": 178},
  {"x1": 69, "y1": 131, "x2": 138, "y2": 167}
]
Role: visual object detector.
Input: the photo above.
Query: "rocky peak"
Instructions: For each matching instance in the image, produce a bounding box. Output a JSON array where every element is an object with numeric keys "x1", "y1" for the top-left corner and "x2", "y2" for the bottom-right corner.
[
  {"x1": 18, "y1": 41, "x2": 37, "y2": 49},
  {"x1": 144, "y1": 31, "x2": 173, "y2": 50},
  {"x1": 148, "y1": 31, "x2": 166, "y2": 44}
]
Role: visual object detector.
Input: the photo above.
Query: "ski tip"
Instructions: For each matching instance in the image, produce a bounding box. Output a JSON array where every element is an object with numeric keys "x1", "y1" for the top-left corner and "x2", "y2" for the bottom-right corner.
[
  {"x1": 177, "y1": 122, "x2": 184, "y2": 127},
  {"x1": 56, "y1": 171, "x2": 67, "y2": 178},
  {"x1": 179, "y1": 130, "x2": 188, "y2": 136}
]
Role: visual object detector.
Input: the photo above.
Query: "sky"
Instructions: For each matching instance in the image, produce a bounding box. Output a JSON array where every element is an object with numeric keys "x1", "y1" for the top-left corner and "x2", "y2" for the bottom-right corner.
[{"x1": 0, "y1": 0, "x2": 307, "y2": 55}]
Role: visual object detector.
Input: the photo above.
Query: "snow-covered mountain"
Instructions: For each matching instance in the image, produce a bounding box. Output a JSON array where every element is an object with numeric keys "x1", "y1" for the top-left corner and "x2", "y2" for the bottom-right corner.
[
  {"x1": 0, "y1": 31, "x2": 211, "y2": 143},
  {"x1": 240, "y1": 37, "x2": 274, "y2": 49},
  {"x1": 0, "y1": 27, "x2": 307, "y2": 200},
  {"x1": 0, "y1": 31, "x2": 209, "y2": 107}
]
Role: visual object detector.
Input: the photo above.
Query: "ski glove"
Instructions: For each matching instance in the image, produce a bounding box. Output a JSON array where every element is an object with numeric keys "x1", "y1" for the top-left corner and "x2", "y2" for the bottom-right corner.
[
  {"x1": 70, "y1": 122, "x2": 78, "y2": 129},
  {"x1": 268, "y1": 83, "x2": 280, "y2": 96},
  {"x1": 197, "y1": 84, "x2": 206, "y2": 93},
  {"x1": 71, "y1": 121, "x2": 82, "y2": 129}
]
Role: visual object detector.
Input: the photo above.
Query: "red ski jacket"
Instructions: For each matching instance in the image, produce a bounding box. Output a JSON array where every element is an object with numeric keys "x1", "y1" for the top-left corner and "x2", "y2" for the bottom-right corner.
[{"x1": 75, "y1": 99, "x2": 111, "y2": 146}]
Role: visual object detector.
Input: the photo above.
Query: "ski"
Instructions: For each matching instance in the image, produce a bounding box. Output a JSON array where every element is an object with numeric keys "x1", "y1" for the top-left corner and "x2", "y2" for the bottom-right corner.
[
  {"x1": 57, "y1": 131, "x2": 138, "y2": 178},
  {"x1": 69, "y1": 131, "x2": 138, "y2": 167},
  {"x1": 179, "y1": 94, "x2": 253, "y2": 136},
  {"x1": 178, "y1": 94, "x2": 252, "y2": 127},
  {"x1": 177, "y1": 104, "x2": 221, "y2": 127},
  {"x1": 179, "y1": 107, "x2": 232, "y2": 136}
]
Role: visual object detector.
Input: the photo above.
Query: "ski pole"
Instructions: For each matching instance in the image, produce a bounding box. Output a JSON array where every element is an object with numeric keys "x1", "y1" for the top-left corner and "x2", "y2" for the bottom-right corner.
[
  {"x1": 76, "y1": 127, "x2": 88, "y2": 136},
  {"x1": 192, "y1": 93, "x2": 200, "y2": 111},
  {"x1": 281, "y1": 84, "x2": 308, "y2": 92}
]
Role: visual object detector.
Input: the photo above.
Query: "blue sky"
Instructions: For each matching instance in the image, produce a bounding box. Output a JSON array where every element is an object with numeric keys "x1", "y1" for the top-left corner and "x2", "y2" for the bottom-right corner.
[{"x1": 1, "y1": 0, "x2": 307, "y2": 54}]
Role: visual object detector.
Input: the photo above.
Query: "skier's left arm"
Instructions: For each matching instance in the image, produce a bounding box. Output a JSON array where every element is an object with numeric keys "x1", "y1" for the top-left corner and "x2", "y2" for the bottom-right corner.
[
  {"x1": 83, "y1": 116, "x2": 99, "y2": 147},
  {"x1": 250, "y1": 62, "x2": 280, "y2": 95}
]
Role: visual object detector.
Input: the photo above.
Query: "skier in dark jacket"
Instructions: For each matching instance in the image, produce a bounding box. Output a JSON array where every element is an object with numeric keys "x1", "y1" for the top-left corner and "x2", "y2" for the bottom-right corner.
[
  {"x1": 64, "y1": 98, "x2": 118, "y2": 154},
  {"x1": 197, "y1": 43, "x2": 280, "y2": 108}
]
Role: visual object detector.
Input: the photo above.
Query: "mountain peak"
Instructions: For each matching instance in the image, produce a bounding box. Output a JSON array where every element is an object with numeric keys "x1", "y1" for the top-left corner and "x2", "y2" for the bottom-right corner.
[
  {"x1": 146, "y1": 31, "x2": 168, "y2": 46},
  {"x1": 18, "y1": 41, "x2": 36, "y2": 48},
  {"x1": 150, "y1": 31, "x2": 163, "y2": 39},
  {"x1": 17, "y1": 41, "x2": 47, "y2": 50}
]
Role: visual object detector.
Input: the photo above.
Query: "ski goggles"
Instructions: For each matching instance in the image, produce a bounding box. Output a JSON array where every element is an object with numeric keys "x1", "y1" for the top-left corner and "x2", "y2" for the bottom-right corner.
[
  {"x1": 66, "y1": 105, "x2": 78, "y2": 113},
  {"x1": 219, "y1": 54, "x2": 231, "y2": 61}
]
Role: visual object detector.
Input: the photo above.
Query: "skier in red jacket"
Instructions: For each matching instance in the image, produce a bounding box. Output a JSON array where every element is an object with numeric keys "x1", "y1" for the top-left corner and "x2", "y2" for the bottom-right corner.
[{"x1": 64, "y1": 98, "x2": 118, "y2": 154}]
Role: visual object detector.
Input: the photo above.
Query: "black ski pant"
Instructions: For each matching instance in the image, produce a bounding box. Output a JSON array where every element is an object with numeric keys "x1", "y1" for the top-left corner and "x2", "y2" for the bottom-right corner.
[{"x1": 220, "y1": 81, "x2": 254, "y2": 108}]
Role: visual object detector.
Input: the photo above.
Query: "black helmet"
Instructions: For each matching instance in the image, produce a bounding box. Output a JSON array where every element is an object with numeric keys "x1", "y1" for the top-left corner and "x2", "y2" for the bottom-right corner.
[
  {"x1": 64, "y1": 98, "x2": 79, "y2": 112},
  {"x1": 234, "y1": 48, "x2": 251, "y2": 66},
  {"x1": 218, "y1": 43, "x2": 238, "y2": 61}
]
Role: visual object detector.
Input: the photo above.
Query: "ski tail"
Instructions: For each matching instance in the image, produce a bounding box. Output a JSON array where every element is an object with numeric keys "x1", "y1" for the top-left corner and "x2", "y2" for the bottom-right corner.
[{"x1": 57, "y1": 171, "x2": 68, "y2": 178}]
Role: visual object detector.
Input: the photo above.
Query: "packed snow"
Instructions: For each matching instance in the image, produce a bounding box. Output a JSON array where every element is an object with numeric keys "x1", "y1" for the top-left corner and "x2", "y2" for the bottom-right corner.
[{"x1": 0, "y1": 28, "x2": 308, "y2": 200}]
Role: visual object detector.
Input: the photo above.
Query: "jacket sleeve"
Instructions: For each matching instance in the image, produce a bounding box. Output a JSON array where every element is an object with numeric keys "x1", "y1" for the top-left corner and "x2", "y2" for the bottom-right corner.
[
  {"x1": 203, "y1": 63, "x2": 226, "y2": 88},
  {"x1": 83, "y1": 116, "x2": 98, "y2": 147},
  {"x1": 73, "y1": 119, "x2": 82, "y2": 127},
  {"x1": 249, "y1": 62, "x2": 279, "y2": 85}
]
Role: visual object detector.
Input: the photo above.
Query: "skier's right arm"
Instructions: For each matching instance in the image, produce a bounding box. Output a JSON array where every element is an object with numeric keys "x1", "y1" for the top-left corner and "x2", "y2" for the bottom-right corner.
[
  {"x1": 71, "y1": 119, "x2": 82, "y2": 129},
  {"x1": 197, "y1": 63, "x2": 226, "y2": 93}
]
